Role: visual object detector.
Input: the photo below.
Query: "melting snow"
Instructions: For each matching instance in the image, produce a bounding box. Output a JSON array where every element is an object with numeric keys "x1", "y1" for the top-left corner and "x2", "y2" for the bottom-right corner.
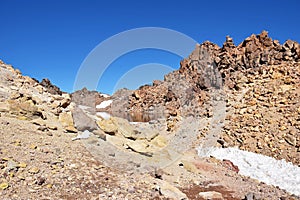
[
  {"x1": 96, "y1": 100, "x2": 113, "y2": 109},
  {"x1": 197, "y1": 147, "x2": 300, "y2": 196}
]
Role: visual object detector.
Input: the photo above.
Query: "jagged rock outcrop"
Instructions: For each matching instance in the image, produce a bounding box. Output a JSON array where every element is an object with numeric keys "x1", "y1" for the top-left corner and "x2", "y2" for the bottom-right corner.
[
  {"x1": 126, "y1": 31, "x2": 300, "y2": 119},
  {"x1": 40, "y1": 78, "x2": 62, "y2": 95}
]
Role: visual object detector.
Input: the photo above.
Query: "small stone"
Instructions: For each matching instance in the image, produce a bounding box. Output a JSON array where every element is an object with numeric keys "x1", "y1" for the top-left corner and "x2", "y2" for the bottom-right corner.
[
  {"x1": 17, "y1": 175, "x2": 25, "y2": 181},
  {"x1": 18, "y1": 162, "x2": 27, "y2": 168},
  {"x1": 48, "y1": 125, "x2": 58, "y2": 130},
  {"x1": 7, "y1": 160, "x2": 19, "y2": 171},
  {"x1": 244, "y1": 192, "x2": 256, "y2": 200},
  {"x1": 38, "y1": 125, "x2": 48, "y2": 131},
  {"x1": 29, "y1": 144, "x2": 37, "y2": 149},
  {"x1": 46, "y1": 132, "x2": 53, "y2": 136},
  {"x1": 285, "y1": 135, "x2": 296, "y2": 146},
  {"x1": 36, "y1": 177, "x2": 46, "y2": 185},
  {"x1": 198, "y1": 191, "x2": 223, "y2": 199},
  {"x1": 0, "y1": 182, "x2": 9, "y2": 190},
  {"x1": 29, "y1": 167, "x2": 40, "y2": 174},
  {"x1": 14, "y1": 140, "x2": 22, "y2": 146}
]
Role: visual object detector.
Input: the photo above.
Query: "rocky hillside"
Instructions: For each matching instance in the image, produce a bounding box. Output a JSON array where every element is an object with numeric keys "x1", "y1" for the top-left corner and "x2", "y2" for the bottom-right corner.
[
  {"x1": 121, "y1": 31, "x2": 300, "y2": 165},
  {"x1": 0, "y1": 31, "x2": 299, "y2": 199},
  {"x1": 0, "y1": 61, "x2": 77, "y2": 133}
]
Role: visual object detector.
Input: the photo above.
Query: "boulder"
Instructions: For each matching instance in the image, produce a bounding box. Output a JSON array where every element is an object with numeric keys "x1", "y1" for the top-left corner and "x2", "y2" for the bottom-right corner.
[
  {"x1": 97, "y1": 118, "x2": 118, "y2": 134},
  {"x1": 72, "y1": 106, "x2": 98, "y2": 131},
  {"x1": 59, "y1": 112, "x2": 77, "y2": 133},
  {"x1": 158, "y1": 180, "x2": 188, "y2": 200},
  {"x1": 111, "y1": 117, "x2": 138, "y2": 139},
  {"x1": 7, "y1": 99, "x2": 42, "y2": 120},
  {"x1": 125, "y1": 140, "x2": 151, "y2": 156}
]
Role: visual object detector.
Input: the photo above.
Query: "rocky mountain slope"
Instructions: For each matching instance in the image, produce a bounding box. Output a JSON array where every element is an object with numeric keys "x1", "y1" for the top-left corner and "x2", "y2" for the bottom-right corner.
[
  {"x1": 120, "y1": 31, "x2": 300, "y2": 165},
  {"x1": 0, "y1": 31, "x2": 299, "y2": 199}
]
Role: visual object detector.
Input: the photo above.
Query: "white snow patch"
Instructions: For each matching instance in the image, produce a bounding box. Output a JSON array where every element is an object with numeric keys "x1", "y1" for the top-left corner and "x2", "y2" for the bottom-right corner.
[
  {"x1": 197, "y1": 147, "x2": 300, "y2": 196},
  {"x1": 100, "y1": 93, "x2": 110, "y2": 98},
  {"x1": 129, "y1": 122, "x2": 139, "y2": 125},
  {"x1": 96, "y1": 112, "x2": 111, "y2": 120},
  {"x1": 96, "y1": 100, "x2": 113, "y2": 109},
  {"x1": 72, "y1": 130, "x2": 91, "y2": 141}
]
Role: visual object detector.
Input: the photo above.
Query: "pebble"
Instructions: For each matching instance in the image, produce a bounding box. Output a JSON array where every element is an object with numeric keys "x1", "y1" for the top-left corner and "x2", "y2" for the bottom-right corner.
[
  {"x1": 29, "y1": 167, "x2": 40, "y2": 174},
  {"x1": 46, "y1": 132, "x2": 53, "y2": 136},
  {"x1": 29, "y1": 144, "x2": 37, "y2": 149},
  {"x1": 14, "y1": 140, "x2": 22, "y2": 146},
  {"x1": 7, "y1": 160, "x2": 18, "y2": 171},
  {"x1": 18, "y1": 162, "x2": 27, "y2": 168},
  {"x1": 0, "y1": 182, "x2": 9, "y2": 190}
]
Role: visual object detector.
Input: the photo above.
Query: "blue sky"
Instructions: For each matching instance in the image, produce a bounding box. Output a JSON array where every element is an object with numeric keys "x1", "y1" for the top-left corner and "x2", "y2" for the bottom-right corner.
[{"x1": 0, "y1": 0, "x2": 299, "y2": 94}]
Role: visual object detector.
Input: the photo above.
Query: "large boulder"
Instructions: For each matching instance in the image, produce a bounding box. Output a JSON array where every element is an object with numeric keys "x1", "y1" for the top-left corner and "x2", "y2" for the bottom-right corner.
[
  {"x1": 72, "y1": 106, "x2": 99, "y2": 132},
  {"x1": 7, "y1": 98, "x2": 43, "y2": 120},
  {"x1": 97, "y1": 117, "x2": 138, "y2": 139},
  {"x1": 59, "y1": 112, "x2": 77, "y2": 133},
  {"x1": 97, "y1": 118, "x2": 118, "y2": 134}
]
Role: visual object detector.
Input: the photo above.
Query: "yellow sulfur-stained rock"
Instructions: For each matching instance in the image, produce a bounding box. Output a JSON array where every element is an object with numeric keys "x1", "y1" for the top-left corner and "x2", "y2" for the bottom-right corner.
[
  {"x1": 29, "y1": 167, "x2": 40, "y2": 174},
  {"x1": 18, "y1": 162, "x2": 27, "y2": 168},
  {"x1": 0, "y1": 182, "x2": 9, "y2": 190},
  {"x1": 97, "y1": 118, "x2": 118, "y2": 134},
  {"x1": 59, "y1": 112, "x2": 77, "y2": 133}
]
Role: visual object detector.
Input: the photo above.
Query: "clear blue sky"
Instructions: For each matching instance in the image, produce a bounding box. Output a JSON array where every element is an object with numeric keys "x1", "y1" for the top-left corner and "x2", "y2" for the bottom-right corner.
[{"x1": 1, "y1": 0, "x2": 299, "y2": 94}]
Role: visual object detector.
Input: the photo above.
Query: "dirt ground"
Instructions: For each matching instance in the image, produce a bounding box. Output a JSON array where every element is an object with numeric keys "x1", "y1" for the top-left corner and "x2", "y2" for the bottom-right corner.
[{"x1": 1, "y1": 115, "x2": 298, "y2": 200}]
